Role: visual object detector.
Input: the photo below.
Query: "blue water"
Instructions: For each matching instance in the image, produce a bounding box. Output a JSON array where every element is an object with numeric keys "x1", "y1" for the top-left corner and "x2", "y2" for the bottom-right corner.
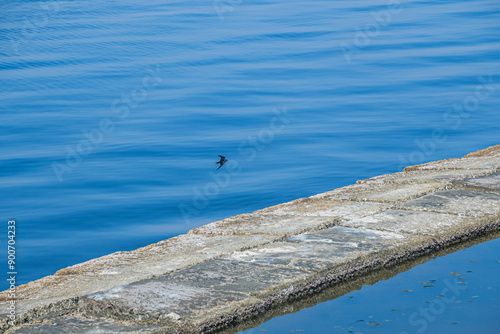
[{"x1": 1, "y1": 0, "x2": 499, "y2": 294}]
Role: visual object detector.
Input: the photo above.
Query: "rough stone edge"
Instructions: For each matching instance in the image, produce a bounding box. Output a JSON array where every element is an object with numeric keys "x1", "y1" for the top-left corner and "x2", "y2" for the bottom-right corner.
[
  {"x1": 403, "y1": 145, "x2": 500, "y2": 172},
  {"x1": 464, "y1": 144, "x2": 500, "y2": 158}
]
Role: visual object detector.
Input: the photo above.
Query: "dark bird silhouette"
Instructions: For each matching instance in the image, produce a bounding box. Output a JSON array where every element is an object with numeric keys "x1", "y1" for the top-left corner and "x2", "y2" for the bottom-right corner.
[{"x1": 216, "y1": 155, "x2": 228, "y2": 169}]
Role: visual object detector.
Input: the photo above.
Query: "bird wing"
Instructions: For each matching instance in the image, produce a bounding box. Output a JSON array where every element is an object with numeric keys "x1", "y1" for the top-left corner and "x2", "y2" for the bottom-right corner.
[{"x1": 218, "y1": 155, "x2": 225, "y2": 159}]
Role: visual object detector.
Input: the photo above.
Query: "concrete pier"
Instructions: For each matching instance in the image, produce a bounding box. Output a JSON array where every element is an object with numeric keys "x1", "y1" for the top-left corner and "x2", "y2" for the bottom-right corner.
[{"x1": 2, "y1": 145, "x2": 500, "y2": 334}]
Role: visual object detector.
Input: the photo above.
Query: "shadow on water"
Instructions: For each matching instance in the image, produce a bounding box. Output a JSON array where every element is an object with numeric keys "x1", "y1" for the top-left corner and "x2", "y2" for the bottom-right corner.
[{"x1": 218, "y1": 230, "x2": 500, "y2": 334}]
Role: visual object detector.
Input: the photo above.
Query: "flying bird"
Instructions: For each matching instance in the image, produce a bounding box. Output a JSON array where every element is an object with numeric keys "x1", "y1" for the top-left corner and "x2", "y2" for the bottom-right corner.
[{"x1": 216, "y1": 155, "x2": 228, "y2": 169}]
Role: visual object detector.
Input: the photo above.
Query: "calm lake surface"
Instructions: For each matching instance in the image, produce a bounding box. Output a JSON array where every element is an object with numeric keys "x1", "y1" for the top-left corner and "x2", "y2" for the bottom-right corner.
[{"x1": 0, "y1": 0, "x2": 499, "y2": 329}]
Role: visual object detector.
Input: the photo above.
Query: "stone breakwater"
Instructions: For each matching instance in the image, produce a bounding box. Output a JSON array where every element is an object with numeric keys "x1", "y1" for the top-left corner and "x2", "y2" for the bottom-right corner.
[{"x1": 1, "y1": 145, "x2": 500, "y2": 334}]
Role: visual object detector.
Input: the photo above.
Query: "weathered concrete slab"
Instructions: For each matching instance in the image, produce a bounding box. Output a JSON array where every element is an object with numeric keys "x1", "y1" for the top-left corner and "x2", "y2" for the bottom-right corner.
[
  {"x1": 230, "y1": 226, "x2": 407, "y2": 271},
  {"x1": 403, "y1": 146, "x2": 500, "y2": 171},
  {"x1": 189, "y1": 214, "x2": 338, "y2": 239},
  {"x1": 454, "y1": 171, "x2": 500, "y2": 193},
  {"x1": 377, "y1": 168, "x2": 494, "y2": 183},
  {"x1": 89, "y1": 279, "x2": 247, "y2": 318},
  {"x1": 407, "y1": 157, "x2": 500, "y2": 171},
  {"x1": 2, "y1": 145, "x2": 499, "y2": 334},
  {"x1": 163, "y1": 259, "x2": 309, "y2": 293},
  {"x1": 403, "y1": 189, "x2": 500, "y2": 216},
  {"x1": 412, "y1": 158, "x2": 500, "y2": 171},
  {"x1": 343, "y1": 209, "x2": 471, "y2": 236},
  {"x1": 318, "y1": 181, "x2": 442, "y2": 203},
  {"x1": 290, "y1": 225, "x2": 406, "y2": 245},
  {"x1": 87, "y1": 259, "x2": 309, "y2": 318},
  {"x1": 260, "y1": 199, "x2": 390, "y2": 219}
]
